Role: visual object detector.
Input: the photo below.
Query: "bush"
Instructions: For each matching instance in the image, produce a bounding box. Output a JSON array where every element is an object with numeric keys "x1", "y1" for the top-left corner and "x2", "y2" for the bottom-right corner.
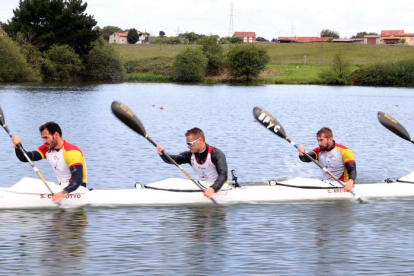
[
  {"x1": 230, "y1": 36, "x2": 243, "y2": 44},
  {"x1": 42, "y1": 45, "x2": 83, "y2": 81},
  {"x1": 219, "y1": 37, "x2": 230, "y2": 44},
  {"x1": 173, "y1": 47, "x2": 207, "y2": 82},
  {"x1": 154, "y1": 37, "x2": 181, "y2": 44},
  {"x1": 351, "y1": 59, "x2": 414, "y2": 87},
  {"x1": 84, "y1": 36, "x2": 125, "y2": 81},
  {"x1": 199, "y1": 36, "x2": 224, "y2": 76},
  {"x1": 226, "y1": 44, "x2": 270, "y2": 80},
  {"x1": 19, "y1": 44, "x2": 43, "y2": 78},
  {"x1": 0, "y1": 36, "x2": 40, "y2": 82},
  {"x1": 319, "y1": 52, "x2": 352, "y2": 85}
]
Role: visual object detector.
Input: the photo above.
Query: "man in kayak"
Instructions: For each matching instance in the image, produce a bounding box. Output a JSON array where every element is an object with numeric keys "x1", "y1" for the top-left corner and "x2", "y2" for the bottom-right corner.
[
  {"x1": 156, "y1": 127, "x2": 228, "y2": 198},
  {"x1": 297, "y1": 127, "x2": 356, "y2": 192},
  {"x1": 11, "y1": 122, "x2": 87, "y2": 203}
]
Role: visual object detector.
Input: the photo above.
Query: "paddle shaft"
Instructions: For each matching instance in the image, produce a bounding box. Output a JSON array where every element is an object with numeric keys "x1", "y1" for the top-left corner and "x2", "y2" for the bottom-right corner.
[
  {"x1": 287, "y1": 137, "x2": 362, "y2": 203},
  {"x1": 146, "y1": 135, "x2": 219, "y2": 205},
  {"x1": 1, "y1": 123, "x2": 55, "y2": 196}
]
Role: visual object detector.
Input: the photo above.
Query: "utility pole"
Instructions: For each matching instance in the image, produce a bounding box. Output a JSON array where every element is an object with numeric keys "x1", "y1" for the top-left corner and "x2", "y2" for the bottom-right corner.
[{"x1": 228, "y1": 0, "x2": 234, "y2": 37}]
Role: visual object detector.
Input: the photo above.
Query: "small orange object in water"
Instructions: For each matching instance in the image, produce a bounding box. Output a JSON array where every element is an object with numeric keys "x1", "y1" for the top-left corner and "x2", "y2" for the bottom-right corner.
[{"x1": 160, "y1": 107, "x2": 164, "y2": 110}]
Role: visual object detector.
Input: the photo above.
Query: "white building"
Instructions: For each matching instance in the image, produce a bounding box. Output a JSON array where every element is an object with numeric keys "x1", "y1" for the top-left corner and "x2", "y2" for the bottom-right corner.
[
  {"x1": 109, "y1": 32, "x2": 128, "y2": 44},
  {"x1": 109, "y1": 31, "x2": 150, "y2": 44}
]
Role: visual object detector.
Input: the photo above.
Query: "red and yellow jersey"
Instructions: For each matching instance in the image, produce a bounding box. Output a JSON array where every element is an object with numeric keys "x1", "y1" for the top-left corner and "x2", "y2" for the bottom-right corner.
[
  {"x1": 37, "y1": 140, "x2": 87, "y2": 184},
  {"x1": 312, "y1": 143, "x2": 355, "y2": 181}
]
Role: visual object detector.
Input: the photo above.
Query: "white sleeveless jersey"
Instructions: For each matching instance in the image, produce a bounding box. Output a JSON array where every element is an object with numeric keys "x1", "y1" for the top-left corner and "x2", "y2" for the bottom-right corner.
[
  {"x1": 45, "y1": 149, "x2": 72, "y2": 184},
  {"x1": 37, "y1": 140, "x2": 87, "y2": 184},
  {"x1": 190, "y1": 146, "x2": 218, "y2": 183},
  {"x1": 312, "y1": 143, "x2": 355, "y2": 182}
]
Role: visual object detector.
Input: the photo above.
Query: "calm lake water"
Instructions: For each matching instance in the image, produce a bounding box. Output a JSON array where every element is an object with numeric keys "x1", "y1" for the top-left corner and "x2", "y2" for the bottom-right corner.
[{"x1": 0, "y1": 83, "x2": 414, "y2": 275}]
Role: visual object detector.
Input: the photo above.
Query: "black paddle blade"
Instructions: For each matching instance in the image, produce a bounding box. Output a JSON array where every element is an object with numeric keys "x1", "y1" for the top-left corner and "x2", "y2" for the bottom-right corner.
[
  {"x1": 378, "y1": 111, "x2": 412, "y2": 142},
  {"x1": 253, "y1": 107, "x2": 288, "y2": 139},
  {"x1": 111, "y1": 101, "x2": 147, "y2": 137},
  {"x1": 0, "y1": 106, "x2": 5, "y2": 126}
]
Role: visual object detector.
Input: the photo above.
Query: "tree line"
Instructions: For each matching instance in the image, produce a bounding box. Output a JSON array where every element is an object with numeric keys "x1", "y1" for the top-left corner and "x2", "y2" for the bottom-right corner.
[{"x1": 0, "y1": 0, "x2": 124, "y2": 82}]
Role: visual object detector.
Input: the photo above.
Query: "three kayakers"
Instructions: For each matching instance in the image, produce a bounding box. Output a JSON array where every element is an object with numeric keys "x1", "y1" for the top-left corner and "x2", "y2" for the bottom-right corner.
[
  {"x1": 156, "y1": 127, "x2": 228, "y2": 198},
  {"x1": 11, "y1": 122, "x2": 87, "y2": 203},
  {"x1": 297, "y1": 127, "x2": 357, "y2": 192}
]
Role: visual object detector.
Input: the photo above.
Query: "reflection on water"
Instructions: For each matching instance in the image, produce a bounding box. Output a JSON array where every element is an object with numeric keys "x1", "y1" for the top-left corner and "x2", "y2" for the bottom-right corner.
[
  {"x1": 0, "y1": 202, "x2": 414, "y2": 275},
  {"x1": 0, "y1": 208, "x2": 87, "y2": 276},
  {"x1": 1, "y1": 83, "x2": 414, "y2": 275}
]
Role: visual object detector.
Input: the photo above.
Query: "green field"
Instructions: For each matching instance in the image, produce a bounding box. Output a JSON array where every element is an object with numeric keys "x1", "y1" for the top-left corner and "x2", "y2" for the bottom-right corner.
[{"x1": 111, "y1": 43, "x2": 414, "y2": 84}]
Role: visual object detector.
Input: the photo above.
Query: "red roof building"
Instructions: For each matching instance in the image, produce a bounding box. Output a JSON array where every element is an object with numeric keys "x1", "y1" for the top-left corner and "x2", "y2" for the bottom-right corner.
[
  {"x1": 401, "y1": 33, "x2": 414, "y2": 46},
  {"x1": 109, "y1": 32, "x2": 129, "y2": 44},
  {"x1": 380, "y1": 30, "x2": 404, "y2": 37},
  {"x1": 379, "y1": 30, "x2": 409, "y2": 45},
  {"x1": 234, "y1": 32, "x2": 256, "y2": 43}
]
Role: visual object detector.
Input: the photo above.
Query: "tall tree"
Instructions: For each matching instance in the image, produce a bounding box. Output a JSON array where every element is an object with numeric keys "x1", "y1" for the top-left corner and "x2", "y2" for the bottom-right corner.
[
  {"x1": 351, "y1": 31, "x2": 378, "y2": 38},
  {"x1": 3, "y1": 0, "x2": 99, "y2": 57},
  {"x1": 100, "y1": 25, "x2": 123, "y2": 42},
  {"x1": 256, "y1": 37, "x2": 269, "y2": 42},
  {"x1": 159, "y1": 30, "x2": 165, "y2": 37},
  {"x1": 182, "y1": 32, "x2": 199, "y2": 43},
  {"x1": 127, "y1": 28, "x2": 139, "y2": 44},
  {"x1": 320, "y1": 29, "x2": 340, "y2": 38}
]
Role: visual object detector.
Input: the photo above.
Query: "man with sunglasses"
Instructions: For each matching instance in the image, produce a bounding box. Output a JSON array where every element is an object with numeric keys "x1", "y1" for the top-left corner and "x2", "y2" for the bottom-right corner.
[{"x1": 156, "y1": 127, "x2": 228, "y2": 198}]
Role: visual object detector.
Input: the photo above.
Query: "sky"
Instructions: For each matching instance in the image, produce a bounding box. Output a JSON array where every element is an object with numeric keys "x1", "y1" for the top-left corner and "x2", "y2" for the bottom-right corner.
[{"x1": 1, "y1": 0, "x2": 414, "y2": 40}]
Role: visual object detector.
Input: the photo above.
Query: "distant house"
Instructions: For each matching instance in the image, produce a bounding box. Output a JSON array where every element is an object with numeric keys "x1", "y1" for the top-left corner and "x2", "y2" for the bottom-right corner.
[
  {"x1": 277, "y1": 37, "x2": 331, "y2": 43},
  {"x1": 402, "y1": 33, "x2": 414, "y2": 46},
  {"x1": 109, "y1": 32, "x2": 128, "y2": 44},
  {"x1": 234, "y1": 32, "x2": 256, "y2": 43},
  {"x1": 380, "y1": 30, "x2": 409, "y2": 45},
  {"x1": 136, "y1": 32, "x2": 150, "y2": 44},
  {"x1": 109, "y1": 31, "x2": 150, "y2": 44},
  {"x1": 363, "y1": 35, "x2": 380, "y2": 45}
]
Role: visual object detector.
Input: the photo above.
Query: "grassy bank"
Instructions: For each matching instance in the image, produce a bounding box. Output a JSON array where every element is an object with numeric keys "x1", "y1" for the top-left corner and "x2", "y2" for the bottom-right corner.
[{"x1": 112, "y1": 43, "x2": 414, "y2": 84}]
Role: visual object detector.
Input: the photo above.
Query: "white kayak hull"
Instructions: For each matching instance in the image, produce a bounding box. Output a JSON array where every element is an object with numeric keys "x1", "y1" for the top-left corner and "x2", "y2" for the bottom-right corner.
[{"x1": 1, "y1": 173, "x2": 414, "y2": 209}]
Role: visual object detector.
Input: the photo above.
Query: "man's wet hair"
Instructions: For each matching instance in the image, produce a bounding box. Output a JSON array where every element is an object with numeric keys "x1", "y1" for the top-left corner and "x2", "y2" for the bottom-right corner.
[
  {"x1": 39, "y1": 122, "x2": 62, "y2": 137},
  {"x1": 316, "y1": 127, "x2": 333, "y2": 139},
  {"x1": 185, "y1": 127, "x2": 205, "y2": 141}
]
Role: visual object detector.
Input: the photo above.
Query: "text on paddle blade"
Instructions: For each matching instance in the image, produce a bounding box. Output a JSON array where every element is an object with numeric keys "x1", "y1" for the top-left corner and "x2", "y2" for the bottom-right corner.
[{"x1": 257, "y1": 112, "x2": 281, "y2": 133}]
